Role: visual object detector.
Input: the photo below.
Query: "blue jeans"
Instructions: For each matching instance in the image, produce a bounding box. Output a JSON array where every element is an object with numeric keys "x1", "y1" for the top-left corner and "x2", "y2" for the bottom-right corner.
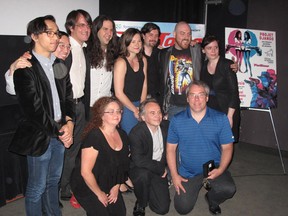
[
  {"x1": 120, "y1": 101, "x2": 140, "y2": 134},
  {"x1": 25, "y1": 138, "x2": 65, "y2": 216}
]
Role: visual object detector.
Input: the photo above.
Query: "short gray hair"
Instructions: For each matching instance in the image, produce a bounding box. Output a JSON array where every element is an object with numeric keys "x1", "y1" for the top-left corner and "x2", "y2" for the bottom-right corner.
[
  {"x1": 139, "y1": 98, "x2": 159, "y2": 117},
  {"x1": 186, "y1": 80, "x2": 210, "y2": 97}
]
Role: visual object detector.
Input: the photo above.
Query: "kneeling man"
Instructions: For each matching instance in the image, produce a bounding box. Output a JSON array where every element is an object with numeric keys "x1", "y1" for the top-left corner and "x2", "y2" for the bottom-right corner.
[
  {"x1": 167, "y1": 81, "x2": 236, "y2": 215},
  {"x1": 129, "y1": 98, "x2": 170, "y2": 216}
]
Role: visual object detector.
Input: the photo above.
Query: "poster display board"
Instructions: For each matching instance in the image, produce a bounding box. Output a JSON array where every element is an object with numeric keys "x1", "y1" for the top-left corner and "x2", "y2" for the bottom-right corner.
[
  {"x1": 115, "y1": 21, "x2": 205, "y2": 48},
  {"x1": 225, "y1": 27, "x2": 277, "y2": 108}
]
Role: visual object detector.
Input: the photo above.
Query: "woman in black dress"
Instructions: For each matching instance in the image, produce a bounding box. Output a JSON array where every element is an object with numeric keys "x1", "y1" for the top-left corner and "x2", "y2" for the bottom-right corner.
[{"x1": 71, "y1": 96, "x2": 130, "y2": 216}]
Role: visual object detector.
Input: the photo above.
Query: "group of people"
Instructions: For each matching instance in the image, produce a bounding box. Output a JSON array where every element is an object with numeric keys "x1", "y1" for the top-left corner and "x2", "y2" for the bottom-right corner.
[{"x1": 5, "y1": 9, "x2": 240, "y2": 216}]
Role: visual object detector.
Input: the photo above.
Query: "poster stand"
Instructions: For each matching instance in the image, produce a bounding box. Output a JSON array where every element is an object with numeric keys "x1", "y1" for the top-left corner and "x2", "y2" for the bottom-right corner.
[{"x1": 247, "y1": 107, "x2": 286, "y2": 174}]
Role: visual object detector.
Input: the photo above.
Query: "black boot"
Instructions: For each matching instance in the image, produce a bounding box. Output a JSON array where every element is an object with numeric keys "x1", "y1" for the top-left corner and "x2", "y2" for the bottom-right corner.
[{"x1": 133, "y1": 201, "x2": 145, "y2": 216}]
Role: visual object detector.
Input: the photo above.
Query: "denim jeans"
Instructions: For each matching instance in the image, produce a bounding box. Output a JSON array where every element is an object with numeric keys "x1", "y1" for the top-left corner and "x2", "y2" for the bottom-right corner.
[
  {"x1": 120, "y1": 101, "x2": 140, "y2": 134},
  {"x1": 25, "y1": 138, "x2": 65, "y2": 216}
]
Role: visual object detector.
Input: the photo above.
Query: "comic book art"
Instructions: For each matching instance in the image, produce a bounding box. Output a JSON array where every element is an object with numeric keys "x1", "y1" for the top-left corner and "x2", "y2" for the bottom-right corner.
[
  {"x1": 169, "y1": 55, "x2": 193, "y2": 96},
  {"x1": 225, "y1": 28, "x2": 277, "y2": 108}
]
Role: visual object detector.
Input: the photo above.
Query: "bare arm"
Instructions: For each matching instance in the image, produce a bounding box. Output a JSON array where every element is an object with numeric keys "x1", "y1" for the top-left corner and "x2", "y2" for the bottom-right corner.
[
  {"x1": 140, "y1": 56, "x2": 148, "y2": 103},
  {"x1": 9, "y1": 52, "x2": 32, "y2": 75},
  {"x1": 114, "y1": 58, "x2": 139, "y2": 118},
  {"x1": 81, "y1": 147, "x2": 109, "y2": 207},
  {"x1": 208, "y1": 143, "x2": 233, "y2": 179},
  {"x1": 166, "y1": 143, "x2": 188, "y2": 195},
  {"x1": 227, "y1": 108, "x2": 235, "y2": 127},
  {"x1": 5, "y1": 52, "x2": 32, "y2": 95}
]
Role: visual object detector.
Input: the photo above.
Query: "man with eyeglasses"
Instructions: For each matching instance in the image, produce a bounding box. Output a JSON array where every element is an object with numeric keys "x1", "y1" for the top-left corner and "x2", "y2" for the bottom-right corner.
[
  {"x1": 166, "y1": 80, "x2": 236, "y2": 215},
  {"x1": 5, "y1": 31, "x2": 71, "y2": 95},
  {"x1": 60, "y1": 9, "x2": 92, "y2": 201},
  {"x1": 129, "y1": 98, "x2": 170, "y2": 216},
  {"x1": 8, "y1": 15, "x2": 75, "y2": 216}
]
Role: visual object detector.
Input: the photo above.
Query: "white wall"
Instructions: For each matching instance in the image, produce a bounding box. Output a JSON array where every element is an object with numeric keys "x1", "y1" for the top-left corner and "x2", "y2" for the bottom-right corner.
[{"x1": 0, "y1": 0, "x2": 99, "y2": 35}]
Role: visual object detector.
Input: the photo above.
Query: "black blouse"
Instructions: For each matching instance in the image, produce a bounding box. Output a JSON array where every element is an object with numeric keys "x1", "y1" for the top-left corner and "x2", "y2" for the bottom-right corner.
[{"x1": 71, "y1": 128, "x2": 130, "y2": 197}]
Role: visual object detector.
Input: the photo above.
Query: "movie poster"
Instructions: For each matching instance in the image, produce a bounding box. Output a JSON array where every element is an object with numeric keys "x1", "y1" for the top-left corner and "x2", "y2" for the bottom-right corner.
[
  {"x1": 225, "y1": 27, "x2": 277, "y2": 108},
  {"x1": 115, "y1": 21, "x2": 205, "y2": 48}
]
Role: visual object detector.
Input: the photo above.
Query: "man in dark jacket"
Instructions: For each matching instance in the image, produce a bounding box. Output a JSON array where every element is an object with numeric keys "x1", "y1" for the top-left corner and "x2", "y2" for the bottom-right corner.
[
  {"x1": 9, "y1": 15, "x2": 75, "y2": 216},
  {"x1": 159, "y1": 21, "x2": 202, "y2": 119},
  {"x1": 129, "y1": 98, "x2": 170, "y2": 216}
]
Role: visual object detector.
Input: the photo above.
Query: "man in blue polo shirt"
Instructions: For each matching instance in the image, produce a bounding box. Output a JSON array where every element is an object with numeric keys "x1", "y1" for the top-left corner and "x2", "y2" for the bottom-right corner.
[{"x1": 166, "y1": 80, "x2": 236, "y2": 215}]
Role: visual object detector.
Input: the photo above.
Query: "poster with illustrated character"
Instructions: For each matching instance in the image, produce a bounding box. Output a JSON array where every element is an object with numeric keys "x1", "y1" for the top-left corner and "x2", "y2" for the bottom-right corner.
[{"x1": 225, "y1": 27, "x2": 277, "y2": 108}]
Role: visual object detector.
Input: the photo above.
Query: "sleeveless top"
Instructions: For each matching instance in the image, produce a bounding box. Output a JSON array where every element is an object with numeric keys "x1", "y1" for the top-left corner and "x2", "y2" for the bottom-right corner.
[{"x1": 123, "y1": 57, "x2": 145, "y2": 102}]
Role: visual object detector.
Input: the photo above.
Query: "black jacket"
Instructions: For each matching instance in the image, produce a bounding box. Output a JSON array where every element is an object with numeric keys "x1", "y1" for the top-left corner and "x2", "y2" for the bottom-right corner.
[
  {"x1": 158, "y1": 44, "x2": 202, "y2": 114},
  {"x1": 129, "y1": 120, "x2": 169, "y2": 176},
  {"x1": 201, "y1": 56, "x2": 240, "y2": 113},
  {"x1": 9, "y1": 55, "x2": 75, "y2": 156}
]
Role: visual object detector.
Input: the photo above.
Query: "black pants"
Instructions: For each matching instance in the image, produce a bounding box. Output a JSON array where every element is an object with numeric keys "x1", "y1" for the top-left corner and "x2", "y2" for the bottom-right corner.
[
  {"x1": 75, "y1": 192, "x2": 126, "y2": 216},
  {"x1": 174, "y1": 171, "x2": 236, "y2": 215},
  {"x1": 61, "y1": 102, "x2": 86, "y2": 195},
  {"x1": 130, "y1": 167, "x2": 170, "y2": 215}
]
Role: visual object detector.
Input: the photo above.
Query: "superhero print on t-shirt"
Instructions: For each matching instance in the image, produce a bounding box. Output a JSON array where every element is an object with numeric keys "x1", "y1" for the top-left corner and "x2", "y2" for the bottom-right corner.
[{"x1": 169, "y1": 53, "x2": 193, "y2": 96}]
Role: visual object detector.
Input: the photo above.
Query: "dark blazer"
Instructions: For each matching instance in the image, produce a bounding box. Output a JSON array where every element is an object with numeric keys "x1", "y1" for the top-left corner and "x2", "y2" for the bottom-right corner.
[
  {"x1": 129, "y1": 120, "x2": 169, "y2": 176},
  {"x1": 201, "y1": 56, "x2": 240, "y2": 113},
  {"x1": 9, "y1": 55, "x2": 75, "y2": 156},
  {"x1": 65, "y1": 47, "x2": 91, "y2": 120},
  {"x1": 158, "y1": 44, "x2": 202, "y2": 114}
]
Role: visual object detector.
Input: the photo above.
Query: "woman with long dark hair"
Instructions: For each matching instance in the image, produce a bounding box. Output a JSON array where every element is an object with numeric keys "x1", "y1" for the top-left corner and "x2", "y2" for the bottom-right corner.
[{"x1": 113, "y1": 28, "x2": 147, "y2": 134}]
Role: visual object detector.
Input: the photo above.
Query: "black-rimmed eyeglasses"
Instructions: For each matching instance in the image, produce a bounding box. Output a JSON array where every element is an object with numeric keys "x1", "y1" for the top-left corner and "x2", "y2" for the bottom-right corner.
[{"x1": 43, "y1": 30, "x2": 60, "y2": 39}]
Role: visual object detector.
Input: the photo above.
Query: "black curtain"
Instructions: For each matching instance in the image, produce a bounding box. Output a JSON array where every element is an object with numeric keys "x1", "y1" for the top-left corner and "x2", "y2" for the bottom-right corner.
[
  {"x1": 100, "y1": 0, "x2": 205, "y2": 23},
  {"x1": 206, "y1": 0, "x2": 248, "y2": 52},
  {"x1": 0, "y1": 36, "x2": 29, "y2": 107}
]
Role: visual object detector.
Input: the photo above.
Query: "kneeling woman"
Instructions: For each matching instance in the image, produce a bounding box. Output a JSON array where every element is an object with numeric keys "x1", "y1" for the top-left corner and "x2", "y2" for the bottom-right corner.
[{"x1": 71, "y1": 97, "x2": 130, "y2": 216}]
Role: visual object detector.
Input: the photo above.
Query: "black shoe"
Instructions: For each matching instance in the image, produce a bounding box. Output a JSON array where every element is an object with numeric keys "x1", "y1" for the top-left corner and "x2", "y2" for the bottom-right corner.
[
  {"x1": 59, "y1": 201, "x2": 63, "y2": 208},
  {"x1": 205, "y1": 194, "x2": 221, "y2": 215},
  {"x1": 209, "y1": 205, "x2": 221, "y2": 215},
  {"x1": 133, "y1": 201, "x2": 145, "y2": 216},
  {"x1": 60, "y1": 194, "x2": 72, "y2": 200},
  {"x1": 61, "y1": 189, "x2": 72, "y2": 200}
]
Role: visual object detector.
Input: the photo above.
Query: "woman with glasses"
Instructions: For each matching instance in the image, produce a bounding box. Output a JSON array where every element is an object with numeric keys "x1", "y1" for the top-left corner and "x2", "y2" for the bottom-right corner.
[
  {"x1": 201, "y1": 35, "x2": 240, "y2": 142},
  {"x1": 70, "y1": 96, "x2": 130, "y2": 216}
]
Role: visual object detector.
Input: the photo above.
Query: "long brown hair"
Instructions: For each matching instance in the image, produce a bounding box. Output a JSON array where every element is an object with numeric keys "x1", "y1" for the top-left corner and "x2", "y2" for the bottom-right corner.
[
  {"x1": 118, "y1": 28, "x2": 143, "y2": 61},
  {"x1": 82, "y1": 96, "x2": 123, "y2": 139},
  {"x1": 87, "y1": 15, "x2": 119, "y2": 71}
]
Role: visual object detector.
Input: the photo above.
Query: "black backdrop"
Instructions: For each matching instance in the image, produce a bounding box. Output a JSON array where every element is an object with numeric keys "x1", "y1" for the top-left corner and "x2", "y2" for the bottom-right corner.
[
  {"x1": 100, "y1": 0, "x2": 205, "y2": 23},
  {"x1": 0, "y1": 36, "x2": 29, "y2": 206},
  {"x1": 0, "y1": 36, "x2": 29, "y2": 106},
  {"x1": 100, "y1": 0, "x2": 248, "y2": 53}
]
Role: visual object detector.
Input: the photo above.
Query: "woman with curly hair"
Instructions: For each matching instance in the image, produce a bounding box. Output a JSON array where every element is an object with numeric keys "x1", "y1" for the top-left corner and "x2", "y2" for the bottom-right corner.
[{"x1": 71, "y1": 97, "x2": 130, "y2": 216}]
